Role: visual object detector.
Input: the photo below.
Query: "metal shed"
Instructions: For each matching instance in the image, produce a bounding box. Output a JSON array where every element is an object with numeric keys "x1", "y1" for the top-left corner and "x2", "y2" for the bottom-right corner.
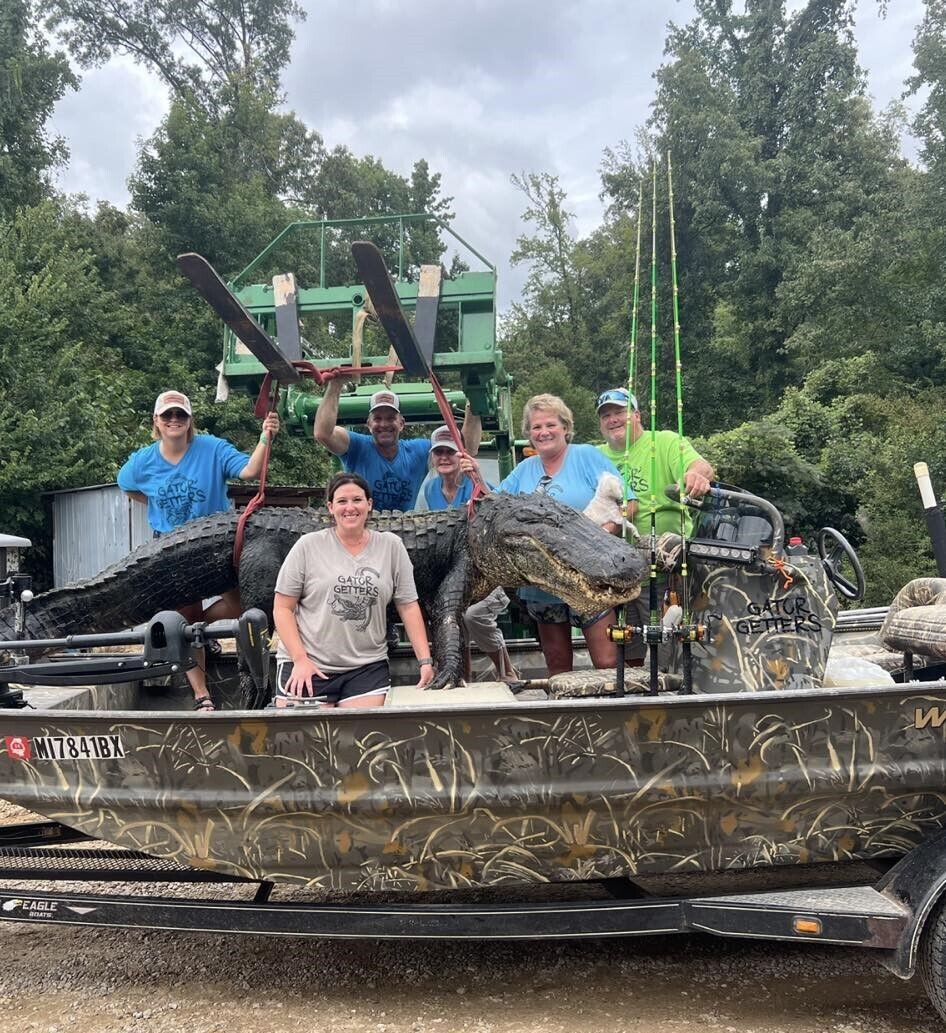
[{"x1": 46, "y1": 484, "x2": 320, "y2": 588}]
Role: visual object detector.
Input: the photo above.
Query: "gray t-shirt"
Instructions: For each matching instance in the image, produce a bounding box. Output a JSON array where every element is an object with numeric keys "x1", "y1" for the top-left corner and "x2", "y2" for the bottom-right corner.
[{"x1": 274, "y1": 528, "x2": 418, "y2": 671}]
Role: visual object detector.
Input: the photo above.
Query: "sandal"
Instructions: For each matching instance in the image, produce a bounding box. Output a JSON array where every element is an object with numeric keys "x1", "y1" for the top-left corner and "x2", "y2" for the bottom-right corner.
[{"x1": 193, "y1": 696, "x2": 216, "y2": 712}]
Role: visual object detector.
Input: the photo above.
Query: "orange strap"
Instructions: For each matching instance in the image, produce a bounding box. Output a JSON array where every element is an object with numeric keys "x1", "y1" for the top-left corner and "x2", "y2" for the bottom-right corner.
[{"x1": 772, "y1": 556, "x2": 794, "y2": 590}]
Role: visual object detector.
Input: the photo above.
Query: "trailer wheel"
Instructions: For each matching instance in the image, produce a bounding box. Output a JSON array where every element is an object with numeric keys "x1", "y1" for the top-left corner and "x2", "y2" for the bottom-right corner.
[{"x1": 919, "y1": 895, "x2": 946, "y2": 1021}]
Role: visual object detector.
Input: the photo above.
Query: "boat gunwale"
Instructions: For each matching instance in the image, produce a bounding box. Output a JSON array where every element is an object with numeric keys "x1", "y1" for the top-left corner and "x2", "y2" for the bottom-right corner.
[{"x1": 3, "y1": 675, "x2": 944, "y2": 725}]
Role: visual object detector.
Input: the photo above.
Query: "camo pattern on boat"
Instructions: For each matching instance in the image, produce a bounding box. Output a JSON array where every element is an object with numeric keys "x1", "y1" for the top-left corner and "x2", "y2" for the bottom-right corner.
[
  {"x1": 0, "y1": 682, "x2": 943, "y2": 891},
  {"x1": 672, "y1": 552, "x2": 838, "y2": 692}
]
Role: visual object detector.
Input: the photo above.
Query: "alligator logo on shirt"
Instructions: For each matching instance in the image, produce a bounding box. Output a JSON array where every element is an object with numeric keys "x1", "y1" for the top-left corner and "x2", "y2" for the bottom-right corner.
[{"x1": 331, "y1": 565, "x2": 381, "y2": 631}]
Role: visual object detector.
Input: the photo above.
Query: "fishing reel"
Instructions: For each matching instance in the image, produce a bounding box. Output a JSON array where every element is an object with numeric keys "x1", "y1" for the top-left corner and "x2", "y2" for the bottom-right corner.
[{"x1": 607, "y1": 621, "x2": 707, "y2": 646}]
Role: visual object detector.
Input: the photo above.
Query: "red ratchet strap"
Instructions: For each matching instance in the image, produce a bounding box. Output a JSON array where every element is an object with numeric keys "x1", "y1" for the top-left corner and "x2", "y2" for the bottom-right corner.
[
  {"x1": 428, "y1": 376, "x2": 487, "y2": 507},
  {"x1": 235, "y1": 379, "x2": 284, "y2": 567}
]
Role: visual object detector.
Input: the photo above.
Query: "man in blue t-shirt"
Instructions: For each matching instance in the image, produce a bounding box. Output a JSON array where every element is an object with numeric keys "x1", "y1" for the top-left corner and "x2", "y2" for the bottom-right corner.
[{"x1": 314, "y1": 381, "x2": 478, "y2": 512}]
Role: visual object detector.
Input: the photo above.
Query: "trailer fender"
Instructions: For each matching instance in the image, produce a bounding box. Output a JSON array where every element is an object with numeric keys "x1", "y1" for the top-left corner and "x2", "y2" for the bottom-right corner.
[{"x1": 875, "y1": 828, "x2": 946, "y2": 978}]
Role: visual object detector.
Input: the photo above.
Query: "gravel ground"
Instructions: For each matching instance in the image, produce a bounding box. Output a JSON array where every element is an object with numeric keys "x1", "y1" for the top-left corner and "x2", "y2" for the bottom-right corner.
[{"x1": 0, "y1": 803, "x2": 942, "y2": 1033}]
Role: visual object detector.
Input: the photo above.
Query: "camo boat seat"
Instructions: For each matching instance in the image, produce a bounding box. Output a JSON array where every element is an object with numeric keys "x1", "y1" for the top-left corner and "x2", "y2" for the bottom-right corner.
[
  {"x1": 880, "y1": 577, "x2": 946, "y2": 660},
  {"x1": 829, "y1": 641, "x2": 914, "y2": 673},
  {"x1": 548, "y1": 668, "x2": 678, "y2": 699}
]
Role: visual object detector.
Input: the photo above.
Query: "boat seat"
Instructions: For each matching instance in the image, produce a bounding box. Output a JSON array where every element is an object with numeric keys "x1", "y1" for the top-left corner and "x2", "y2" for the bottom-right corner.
[
  {"x1": 880, "y1": 577, "x2": 946, "y2": 660},
  {"x1": 547, "y1": 668, "x2": 678, "y2": 699},
  {"x1": 830, "y1": 642, "x2": 917, "y2": 673},
  {"x1": 385, "y1": 682, "x2": 516, "y2": 707}
]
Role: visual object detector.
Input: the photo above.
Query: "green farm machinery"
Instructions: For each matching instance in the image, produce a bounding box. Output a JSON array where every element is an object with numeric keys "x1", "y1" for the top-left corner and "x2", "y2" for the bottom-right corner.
[{"x1": 211, "y1": 214, "x2": 515, "y2": 475}]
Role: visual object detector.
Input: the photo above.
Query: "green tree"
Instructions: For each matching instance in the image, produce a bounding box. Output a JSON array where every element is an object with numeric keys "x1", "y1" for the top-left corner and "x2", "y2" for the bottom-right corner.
[
  {"x1": 0, "y1": 201, "x2": 145, "y2": 577},
  {"x1": 45, "y1": 0, "x2": 303, "y2": 116},
  {"x1": 602, "y1": 0, "x2": 905, "y2": 433},
  {"x1": 0, "y1": 0, "x2": 77, "y2": 216}
]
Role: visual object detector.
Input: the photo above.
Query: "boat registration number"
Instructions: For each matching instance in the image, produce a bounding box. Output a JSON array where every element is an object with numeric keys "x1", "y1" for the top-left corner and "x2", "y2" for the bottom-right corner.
[{"x1": 7, "y1": 735, "x2": 126, "y2": 761}]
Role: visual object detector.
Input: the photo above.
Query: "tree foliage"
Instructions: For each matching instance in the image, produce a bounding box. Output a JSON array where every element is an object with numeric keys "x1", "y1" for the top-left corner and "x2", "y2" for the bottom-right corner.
[
  {"x1": 45, "y1": 0, "x2": 303, "y2": 115},
  {"x1": 0, "y1": 0, "x2": 77, "y2": 217}
]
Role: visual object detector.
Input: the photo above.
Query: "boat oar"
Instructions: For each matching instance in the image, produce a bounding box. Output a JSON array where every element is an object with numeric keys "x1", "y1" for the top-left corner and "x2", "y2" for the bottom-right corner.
[
  {"x1": 351, "y1": 241, "x2": 466, "y2": 454},
  {"x1": 177, "y1": 253, "x2": 301, "y2": 385}
]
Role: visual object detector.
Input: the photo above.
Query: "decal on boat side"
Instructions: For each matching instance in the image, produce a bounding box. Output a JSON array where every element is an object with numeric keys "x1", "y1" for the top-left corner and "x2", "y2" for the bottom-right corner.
[
  {"x1": 4, "y1": 736, "x2": 29, "y2": 760},
  {"x1": 3, "y1": 735, "x2": 126, "y2": 761},
  {"x1": 914, "y1": 706, "x2": 946, "y2": 730},
  {"x1": 1, "y1": 898, "x2": 58, "y2": 918}
]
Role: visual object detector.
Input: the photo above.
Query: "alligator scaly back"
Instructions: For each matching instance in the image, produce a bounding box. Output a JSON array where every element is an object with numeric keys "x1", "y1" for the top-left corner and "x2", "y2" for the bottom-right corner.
[
  {"x1": 0, "y1": 511, "x2": 242, "y2": 645},
  {"x1": 0, "y1": 505, "x2": 471, "y2": 655}
]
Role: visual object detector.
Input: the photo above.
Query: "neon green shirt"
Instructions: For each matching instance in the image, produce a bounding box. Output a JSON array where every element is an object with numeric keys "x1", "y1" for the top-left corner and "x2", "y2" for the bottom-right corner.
[{"x1": 598, "y1": 431, "x2": 702, "y2": 537}]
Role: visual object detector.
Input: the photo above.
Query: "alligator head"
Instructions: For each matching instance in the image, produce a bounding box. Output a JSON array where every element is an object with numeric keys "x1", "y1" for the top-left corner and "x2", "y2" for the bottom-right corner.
[{"x1": 467, "y1": 492, "x2": 646, "y2": 614}]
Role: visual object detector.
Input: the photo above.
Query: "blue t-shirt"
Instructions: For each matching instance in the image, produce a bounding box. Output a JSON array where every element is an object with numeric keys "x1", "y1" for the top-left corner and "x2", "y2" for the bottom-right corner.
[
  {"x1": 342, "y1": 432, "x2": 431, "y2": 511},
  {"x1": 117, "y1": 434, "x2": 249, "y2": 533},
  {"x1": 423, "y1": 474, "x2": 497, "y2": 510},
  {"x1": 499, "y1": 444, "x2": 626, "y2": 604}
]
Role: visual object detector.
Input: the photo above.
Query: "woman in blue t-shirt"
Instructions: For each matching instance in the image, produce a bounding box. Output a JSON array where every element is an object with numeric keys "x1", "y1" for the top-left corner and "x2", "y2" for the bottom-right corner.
[
  {"x1": 117, "y1": 390, "x2": 279, "y2": 710},
  {"x1": 466, "y1": 393, "x2": 631, "y2": 677}
]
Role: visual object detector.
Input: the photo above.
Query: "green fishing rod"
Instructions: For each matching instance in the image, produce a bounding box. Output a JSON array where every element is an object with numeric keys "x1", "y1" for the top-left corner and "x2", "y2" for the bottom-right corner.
[
  {"x1": 647, "y1": 158, "x2": 660, "y2": 696},
  {"x1": 667, "y1": 152, "x2": 694, "y2": 694},
  {"x1": 614, "y1": 177, "x2": 645, "y2": 698}
]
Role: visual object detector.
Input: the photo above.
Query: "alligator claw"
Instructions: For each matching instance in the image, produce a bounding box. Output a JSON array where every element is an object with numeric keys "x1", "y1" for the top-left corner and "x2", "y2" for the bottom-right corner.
[{"x1": 426, "y1": 671, "x2": 456, "y2": 692}]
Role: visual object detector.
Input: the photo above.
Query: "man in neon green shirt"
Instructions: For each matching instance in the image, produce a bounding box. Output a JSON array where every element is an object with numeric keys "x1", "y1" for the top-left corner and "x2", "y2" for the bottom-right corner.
[
  {"x1": 596, "y1": 388, "x2": 714, "y2": 537},
  {"x1": 596, "y1": 387, "x2": 714, "y2": 666}
]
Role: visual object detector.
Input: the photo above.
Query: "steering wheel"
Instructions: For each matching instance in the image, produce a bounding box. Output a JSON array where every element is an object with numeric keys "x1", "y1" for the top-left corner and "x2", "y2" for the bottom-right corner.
[{"x1": 817, "y1": 527, "x2": 866, "y2": 601}]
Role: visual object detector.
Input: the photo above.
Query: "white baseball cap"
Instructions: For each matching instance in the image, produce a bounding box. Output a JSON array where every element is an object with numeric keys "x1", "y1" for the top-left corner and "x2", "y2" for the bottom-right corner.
[
  {"x1": 368, "y1": 390, "x2": 400, "y2": 413},
  {"x1": 154, "y1": 390, "x2": 193, "y2": 416},
  {"x1": 430, "y1": 425, "x2": 459, "y2": 452}
]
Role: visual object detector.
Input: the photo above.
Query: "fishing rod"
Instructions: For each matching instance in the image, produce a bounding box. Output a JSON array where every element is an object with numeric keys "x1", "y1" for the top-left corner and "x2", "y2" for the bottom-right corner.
[
  {"x1": 647, "y1": 158, "x2": 660, "y2": 696},
  {"x1": 666, "y1": 152, "x2": 695, "y2": 694},
  {"x1": 614, "y1": 178, "x2": 645, "y2": 699}
]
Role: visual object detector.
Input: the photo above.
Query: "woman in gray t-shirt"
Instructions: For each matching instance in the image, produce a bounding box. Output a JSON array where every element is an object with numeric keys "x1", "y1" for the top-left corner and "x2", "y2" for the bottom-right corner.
[{"x1": 273, "y1": 473, "x2": 435, "y2": 708}]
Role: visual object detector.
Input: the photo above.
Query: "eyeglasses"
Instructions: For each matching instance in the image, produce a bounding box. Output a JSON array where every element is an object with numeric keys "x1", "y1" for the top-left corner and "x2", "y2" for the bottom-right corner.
[
  {"x1": 158, "y1": 410, "x2": 190, "y2": 421},
  {"x1": 535, "y1": 475, "x2": 553, "y2": 495}
]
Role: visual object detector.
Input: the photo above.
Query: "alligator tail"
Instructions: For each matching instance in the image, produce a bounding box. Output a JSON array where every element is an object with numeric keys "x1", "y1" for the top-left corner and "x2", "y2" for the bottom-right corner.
[{"x1": 0, "y1": 513, "x2": 240, "y2": 647}]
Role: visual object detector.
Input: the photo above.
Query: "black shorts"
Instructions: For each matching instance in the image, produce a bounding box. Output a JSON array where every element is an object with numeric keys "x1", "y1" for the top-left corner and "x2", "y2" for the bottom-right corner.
[{"x1": 273, "y1": 659, "x2": 391, "y2": 707}]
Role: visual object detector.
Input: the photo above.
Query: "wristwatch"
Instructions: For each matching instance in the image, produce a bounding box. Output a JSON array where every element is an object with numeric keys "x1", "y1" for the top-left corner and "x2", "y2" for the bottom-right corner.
[{"x1": 418, "y1": 658, "x2": 433, "y2": 667}]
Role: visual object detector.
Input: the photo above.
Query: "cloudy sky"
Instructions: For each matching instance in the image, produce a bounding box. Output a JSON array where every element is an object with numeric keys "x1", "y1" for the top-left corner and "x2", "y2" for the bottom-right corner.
[{"x1": 50, "y1": 0, "x2": 926, "y2": 309}]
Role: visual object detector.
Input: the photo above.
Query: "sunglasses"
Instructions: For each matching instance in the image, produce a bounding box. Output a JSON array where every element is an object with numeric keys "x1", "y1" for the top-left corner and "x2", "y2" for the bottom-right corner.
[
  {"x1": 158, "y1": 409, "x2": 190, "y2": 421},
  {"x1": 535, "y1": 474, "x2": 553, "y2": 495},
  {"x1": 431, "y1": 447, "x2": 457, "y2": 457}
]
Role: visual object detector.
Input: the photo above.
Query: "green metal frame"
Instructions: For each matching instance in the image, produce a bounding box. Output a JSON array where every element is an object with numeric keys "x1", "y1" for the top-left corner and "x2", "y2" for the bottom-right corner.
[{"x1": 220, "y1": 214, "x2": 514, "y2": 475}]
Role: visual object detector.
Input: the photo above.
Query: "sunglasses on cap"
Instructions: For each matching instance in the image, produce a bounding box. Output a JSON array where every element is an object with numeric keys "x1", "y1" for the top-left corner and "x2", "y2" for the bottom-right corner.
[
  {"x1": 158, "y1": 409, "x2": 191, "y2": 421},
  {"x1": 596, "y1": 389, "x2": 638, "y2": 412}
]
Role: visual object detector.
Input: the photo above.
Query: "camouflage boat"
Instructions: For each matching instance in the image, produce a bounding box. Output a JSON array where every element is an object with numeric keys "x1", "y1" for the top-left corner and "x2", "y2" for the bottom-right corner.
[
  {"x1": 6, "y1": 483, "x2": 946, "y2": 1013},
  {"x1": 0, "y1": 483, "x2": 940, "y2": 894}
]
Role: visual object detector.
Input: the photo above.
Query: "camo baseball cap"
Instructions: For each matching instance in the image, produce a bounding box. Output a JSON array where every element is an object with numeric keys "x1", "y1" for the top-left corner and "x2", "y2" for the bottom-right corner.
[
  {"x1": 368, "y1": 390, "x2": 400, "y2": 413},
  {"x1": 596, "y1": 388, "x2": 638, "y2": 413},
  {"x1": 154, "y1": 390, "x2": 193, "y2": 416}
]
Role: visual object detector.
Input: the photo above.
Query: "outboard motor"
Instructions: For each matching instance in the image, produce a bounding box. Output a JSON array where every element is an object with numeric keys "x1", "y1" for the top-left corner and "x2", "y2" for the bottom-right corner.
[
  {"x1": 669, "y1": 487, "x2": 839, "y2": 692},
  {"x1": 0, "y1": 533, "x2": 33, "y2": 708}
]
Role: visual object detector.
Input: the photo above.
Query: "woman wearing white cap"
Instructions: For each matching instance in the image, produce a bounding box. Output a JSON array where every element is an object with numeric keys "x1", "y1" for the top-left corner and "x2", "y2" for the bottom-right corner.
[
  {"x1": 419, "y1": 426, "x2": 519, "y2": 684},
  {"x1": 117, "y1": 390, "x2": 280, "y2": 710}
]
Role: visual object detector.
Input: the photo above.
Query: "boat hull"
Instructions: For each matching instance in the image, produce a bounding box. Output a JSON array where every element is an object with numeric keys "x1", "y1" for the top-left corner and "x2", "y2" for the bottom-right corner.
[{"x1": 1, "y1": 684, "x2": 945, "y2": 891}]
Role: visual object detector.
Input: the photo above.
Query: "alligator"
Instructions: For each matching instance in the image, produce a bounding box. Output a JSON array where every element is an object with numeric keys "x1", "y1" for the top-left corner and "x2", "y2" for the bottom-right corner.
[{"x1": 0, "y1": 493, "x2": 646, "y2": 704}]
